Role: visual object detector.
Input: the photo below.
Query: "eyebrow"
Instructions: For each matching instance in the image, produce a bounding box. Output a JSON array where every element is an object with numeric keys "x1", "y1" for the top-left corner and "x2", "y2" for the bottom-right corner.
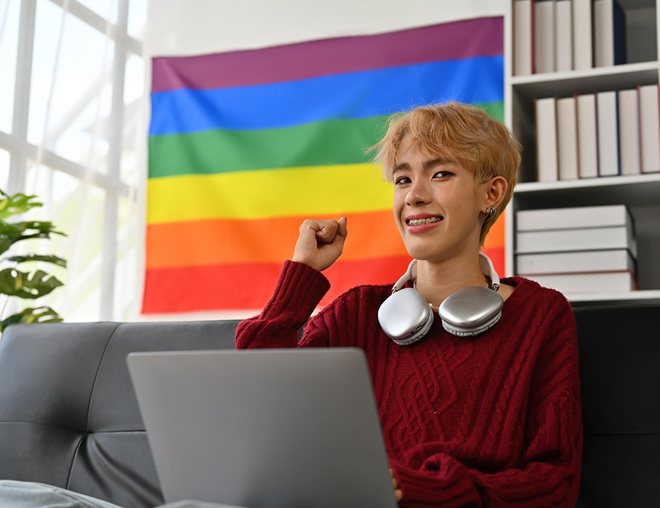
[{"x1": 392, "y1": 156, "x2": 456, "y2": 174}]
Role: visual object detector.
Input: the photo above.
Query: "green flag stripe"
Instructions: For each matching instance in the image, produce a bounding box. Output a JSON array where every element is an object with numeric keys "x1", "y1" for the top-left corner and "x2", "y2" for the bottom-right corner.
[{"x1": 148, "y1": 101, "x2": 503, "y2": 178}]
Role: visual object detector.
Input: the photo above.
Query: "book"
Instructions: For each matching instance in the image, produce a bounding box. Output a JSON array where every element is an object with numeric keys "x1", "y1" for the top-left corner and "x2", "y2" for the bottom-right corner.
[
  {"x1": 516, "y1": 248, "x2": 636, "y2": 275},
  {"x1": 577, "y1": 93, "x2": 599, "y2": 178},
  {"x1": 572, "y1": 0, "x2": 593, "y2": 70},
  {"x1": 516, "y1": 204, "x2": 633, "y2": 231},
  {"x1": 516, "y1": 224, "x2": 637, "y2": 257},
  {"x1": 535, "y1": 96, "x2": 558, "y2": 182},
  {"x1": 597, "y1": 90, "x2": 620, "y2": 177},
  {"x1": 534, "y1": 0, "x2": 555, "y2": 73},
  {"x1": 556, "y1": 96, "x2": 579, "y2": 180},
  {"x1": 554, "y1": 0, "x2": 573, "y2": 72},
  {"x1": 639, "y1": 84, "x2": 660, "y2": 173},
  {"x1": 513, "y1": 0, "x2": 534, "y2": 76},
  {"x1": 525, "y1": 270, "x2": 637, "y2": 293},
  {"x1": 593, "y1": 0, "x2": 627, "y2": 67},
  {"x1": 618, "y1": 88, "x2": 642, "y2": 175}
]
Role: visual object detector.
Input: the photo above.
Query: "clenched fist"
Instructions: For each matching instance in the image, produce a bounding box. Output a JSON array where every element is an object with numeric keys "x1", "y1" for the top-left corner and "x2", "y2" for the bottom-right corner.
[{"x1": 291, "y1": 217, "x2": 348, "y2": 272}]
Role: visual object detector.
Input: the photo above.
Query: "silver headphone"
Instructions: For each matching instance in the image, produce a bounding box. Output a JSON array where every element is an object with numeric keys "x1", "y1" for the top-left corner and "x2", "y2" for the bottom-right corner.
[{"x1": 377, "y1": 253, "x2": 504, "y2": 346}]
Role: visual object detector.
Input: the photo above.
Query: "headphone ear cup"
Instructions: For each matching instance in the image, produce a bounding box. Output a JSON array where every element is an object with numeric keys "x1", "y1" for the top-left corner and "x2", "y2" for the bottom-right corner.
[
  {"x1": 393, "y1": 305, "x2": 434, "y2": 346},
  {"x1": 439, "y1": 286, "x2": 503, "y2": 337},
  {"x1": 378, "y1": 288, "x2": 434, "y2": 345}
]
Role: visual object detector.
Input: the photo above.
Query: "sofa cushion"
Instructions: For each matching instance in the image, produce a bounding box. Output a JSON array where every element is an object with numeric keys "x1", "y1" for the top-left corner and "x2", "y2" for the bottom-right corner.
[{"x1": 574, "y1": 304, "x2": 660, "y2": 508}]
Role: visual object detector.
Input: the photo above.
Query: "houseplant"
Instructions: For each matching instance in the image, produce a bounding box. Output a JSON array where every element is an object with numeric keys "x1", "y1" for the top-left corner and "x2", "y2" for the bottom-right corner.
[{"x1": 0, "y1": 189, "x2": 67, "y2": 332}]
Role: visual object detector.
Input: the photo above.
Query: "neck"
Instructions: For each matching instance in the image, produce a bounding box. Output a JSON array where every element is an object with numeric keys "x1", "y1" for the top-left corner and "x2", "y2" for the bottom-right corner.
[{"x1": 414, "y1": 254, "x2": 489, "y2": 307}]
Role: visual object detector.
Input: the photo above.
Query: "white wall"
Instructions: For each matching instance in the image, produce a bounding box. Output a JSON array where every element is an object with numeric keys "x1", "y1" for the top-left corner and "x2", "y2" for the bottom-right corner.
[{"x1": 147, "y1": 0, "x2": 506, "y2": 57}]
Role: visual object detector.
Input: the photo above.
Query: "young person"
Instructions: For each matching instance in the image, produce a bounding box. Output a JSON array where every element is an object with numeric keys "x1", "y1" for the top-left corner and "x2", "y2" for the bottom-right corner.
[{"x1": 235, "y1": 102, "x2": 583, "y2": 507}]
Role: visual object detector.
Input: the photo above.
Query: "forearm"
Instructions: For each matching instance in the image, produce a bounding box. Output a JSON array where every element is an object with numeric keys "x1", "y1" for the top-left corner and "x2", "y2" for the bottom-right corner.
[
  {"x1": 235, "y1": 260, "x2": 330, "y2": 349},
  {"x1": 394, "y1": 458, "x2": 579, "y2": 508}
]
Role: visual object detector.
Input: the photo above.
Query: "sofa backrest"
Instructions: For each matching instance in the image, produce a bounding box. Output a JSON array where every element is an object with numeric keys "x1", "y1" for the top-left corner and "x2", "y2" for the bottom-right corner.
[
  {"x1": 1, "y1": 305, "x2": 659, "y2": 508},
  {"x1": 0, "y1": 320, "x2": 240, "y2": 508},
  {"x1": 574, "y1": 304, "x2": 660, "y2": 508}
]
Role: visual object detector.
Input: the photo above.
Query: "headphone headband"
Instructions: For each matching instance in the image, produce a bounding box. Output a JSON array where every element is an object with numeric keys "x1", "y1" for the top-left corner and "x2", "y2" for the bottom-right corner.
[{"x1": 391, "y1": 252, "x2": 500, "y2": 294}]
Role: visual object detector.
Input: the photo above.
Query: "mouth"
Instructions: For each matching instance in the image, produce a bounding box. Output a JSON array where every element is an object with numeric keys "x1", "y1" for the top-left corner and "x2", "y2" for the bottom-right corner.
[{"x1": 406, "y1": 216, "x2": 444, "y2": 226}]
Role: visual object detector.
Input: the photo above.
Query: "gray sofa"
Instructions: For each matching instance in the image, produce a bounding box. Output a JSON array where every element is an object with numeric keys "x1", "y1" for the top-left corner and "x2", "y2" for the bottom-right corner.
[{"x1": 0, "y1": 305, "x2": 658, "y2": 507}]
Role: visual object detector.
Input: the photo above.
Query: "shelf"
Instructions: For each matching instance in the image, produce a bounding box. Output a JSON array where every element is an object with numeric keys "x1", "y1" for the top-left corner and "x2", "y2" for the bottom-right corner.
[
  {"x1": 512, "y1": 61, "x2": 659, "y2": 98},
  {"x1": 511, "y1": 64, "x2": 660, "y2": 183},
  {"x1": 505, "y1": 0, "x2": 660, "y2": 303},
  {"x1": 510, "y1": 175, "x2": 660, "y2": 293},
  {"x1": 513, "y1": 173, "x2": 660, "y2": 208},
  {"x1": 516, "y1": 172, "x2": 660, "y2": 190},
  {"x1": 569, "y1": 290, "x2": 660, "y2": 307}
]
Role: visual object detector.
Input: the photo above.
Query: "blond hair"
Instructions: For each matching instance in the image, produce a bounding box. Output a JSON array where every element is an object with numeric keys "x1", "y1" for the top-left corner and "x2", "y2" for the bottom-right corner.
[{"x1": 373, "y1": 102, "x2": 521, "y2": 245}]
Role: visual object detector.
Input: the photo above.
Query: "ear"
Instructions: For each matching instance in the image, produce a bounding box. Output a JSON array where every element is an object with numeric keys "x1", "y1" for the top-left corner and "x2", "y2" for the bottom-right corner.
[{"x1": 482, "y1": 176, "x2": 508, "y2": 211}]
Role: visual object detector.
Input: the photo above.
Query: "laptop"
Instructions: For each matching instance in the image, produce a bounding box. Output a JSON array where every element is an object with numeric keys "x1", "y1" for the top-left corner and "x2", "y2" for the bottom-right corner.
[{"x1": 127, "y1": 348, "x2": 398, "y2": 508}]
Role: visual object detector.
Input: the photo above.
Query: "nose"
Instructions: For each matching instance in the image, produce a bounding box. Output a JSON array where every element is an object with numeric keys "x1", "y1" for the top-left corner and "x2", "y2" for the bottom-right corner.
[{"x1": 406, "y1": 178, "x2": 431, "y2": 206}]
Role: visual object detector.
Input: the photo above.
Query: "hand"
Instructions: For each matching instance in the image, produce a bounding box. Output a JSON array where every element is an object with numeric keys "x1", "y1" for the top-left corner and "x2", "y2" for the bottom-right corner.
[
  {"x1": 291, "y1": 216, "x2": 348, "y2": 272},
  {"x1": 391, "y1": 469, "x2": 402, "y2": 503}
]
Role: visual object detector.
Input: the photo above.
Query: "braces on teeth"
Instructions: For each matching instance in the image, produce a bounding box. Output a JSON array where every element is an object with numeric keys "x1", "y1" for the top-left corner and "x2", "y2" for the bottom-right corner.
[{"x1": 408, "y1": 217, "x2": 443, "y2": 226}]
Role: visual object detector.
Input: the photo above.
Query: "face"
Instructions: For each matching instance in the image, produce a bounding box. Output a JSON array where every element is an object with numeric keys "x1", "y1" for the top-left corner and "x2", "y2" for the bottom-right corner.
[{"x1": 391, "y1": 136, "x2": 489, "y2": 263}]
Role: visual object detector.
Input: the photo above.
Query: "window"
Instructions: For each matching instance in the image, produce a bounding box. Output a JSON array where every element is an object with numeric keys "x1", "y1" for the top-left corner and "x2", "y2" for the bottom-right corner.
[{"x1": 0, "y1": 0, "x2": 147, "y2": 322}]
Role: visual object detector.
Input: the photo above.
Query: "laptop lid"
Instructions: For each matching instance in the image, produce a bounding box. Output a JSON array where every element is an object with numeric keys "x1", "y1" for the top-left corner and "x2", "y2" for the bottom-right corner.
[{"x1": 127, "y1": 348, "x2": 398, "y2": 508}]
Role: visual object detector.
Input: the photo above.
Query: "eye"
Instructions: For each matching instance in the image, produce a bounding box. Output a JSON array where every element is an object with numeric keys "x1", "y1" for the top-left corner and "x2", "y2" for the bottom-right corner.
[
  {"x1": 433, "y1": 170, "x2": 454, "y2": 179},
  {"x1": 394, "y1": 176, "x2": 412, "y2": 186}
]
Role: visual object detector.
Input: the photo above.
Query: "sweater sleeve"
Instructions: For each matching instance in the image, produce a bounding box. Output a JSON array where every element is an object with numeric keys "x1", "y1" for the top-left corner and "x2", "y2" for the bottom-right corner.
[
  {"x1": 392, "y1": 299, "x2": 583, "y2": 508},
  {"x1": 235, "y1": 260, "x2": 332, "y2": 349}
]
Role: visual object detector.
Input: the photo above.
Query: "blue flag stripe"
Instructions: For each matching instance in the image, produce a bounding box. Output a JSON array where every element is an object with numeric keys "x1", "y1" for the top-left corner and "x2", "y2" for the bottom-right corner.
[{"x1": 149, "y1": 55, "x2": 503, "y2": 136}]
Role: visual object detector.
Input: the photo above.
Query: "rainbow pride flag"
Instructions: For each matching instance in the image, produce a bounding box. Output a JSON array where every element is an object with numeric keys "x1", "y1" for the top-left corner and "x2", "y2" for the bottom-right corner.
[{"x1": 144, "y1": 17, "x2": 504, "y2": 313}]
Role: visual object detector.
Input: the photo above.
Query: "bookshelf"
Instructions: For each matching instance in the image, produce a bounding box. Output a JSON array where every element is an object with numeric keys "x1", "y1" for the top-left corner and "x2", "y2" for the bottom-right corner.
[{"x1": 505, "y1": 0, "x2": 660, "y2": 305}]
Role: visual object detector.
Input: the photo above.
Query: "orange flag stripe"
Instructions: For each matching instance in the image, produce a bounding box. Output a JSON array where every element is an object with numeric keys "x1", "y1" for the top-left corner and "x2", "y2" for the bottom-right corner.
[
  {"x1": 483, "y1": 210, "x2": 506, "y2": 249},
  {"x1": 146, "y1": 210, "x2": 408, "y2": 269}
]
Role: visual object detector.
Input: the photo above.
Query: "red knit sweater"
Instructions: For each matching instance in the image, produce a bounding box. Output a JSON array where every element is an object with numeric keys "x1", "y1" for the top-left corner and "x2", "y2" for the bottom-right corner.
[{"x1": 236, "y1": 261, "x2": 583, "y2": 507}]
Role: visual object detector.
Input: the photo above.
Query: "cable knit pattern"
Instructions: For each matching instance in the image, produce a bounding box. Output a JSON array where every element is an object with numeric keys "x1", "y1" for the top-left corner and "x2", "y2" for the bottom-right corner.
[{"x1": 236, "y1": 261, "x2": 583, "y2": 507}]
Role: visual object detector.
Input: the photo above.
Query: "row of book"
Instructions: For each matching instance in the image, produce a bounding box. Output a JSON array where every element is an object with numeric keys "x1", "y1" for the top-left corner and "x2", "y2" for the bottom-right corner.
[
  {"x1": 535, "y1": 84, "x2": 660, "y2": 182},
  {"x1": 515, "y1": 204, "x2": 637, "y2": 294},
  {"x1": 514, "y1": 0, "x2": 626, "y2": 75}
]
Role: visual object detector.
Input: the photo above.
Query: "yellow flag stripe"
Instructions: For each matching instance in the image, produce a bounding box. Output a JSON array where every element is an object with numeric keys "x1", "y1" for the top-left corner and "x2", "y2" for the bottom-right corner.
[{"x1": 147, "y1": 163, "x2": 393, "y2": 224}]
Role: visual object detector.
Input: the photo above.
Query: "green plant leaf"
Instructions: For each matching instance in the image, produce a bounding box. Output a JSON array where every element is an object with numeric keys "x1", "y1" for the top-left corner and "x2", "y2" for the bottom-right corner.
[
  {"x1": 0, "y1": 237, "x2": 12, "y2": 255},
  {"x1": 1, "y1": 306, "x2": 63, "y2": 332},
  {"x1": 0, "y1": 189, "x2": 43, "y2": 219},
  {"x1": 0, "y1": 219, "x2": 67, "y2": 255},
  {"x1": 4, "y1": 254, "x2": 67, "y2": 267},
  {"x1": 0, "y1": 268, "x2": 64, "y2": 299},
  {"x1": 0, "y1": 189, "x2": 66, "y2": 327}
]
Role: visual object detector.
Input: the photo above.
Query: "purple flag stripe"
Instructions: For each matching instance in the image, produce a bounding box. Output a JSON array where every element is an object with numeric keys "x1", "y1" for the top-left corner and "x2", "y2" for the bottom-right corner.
[{"x1": 152, "y1": 17, "x2": 503, "y2": 92}]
